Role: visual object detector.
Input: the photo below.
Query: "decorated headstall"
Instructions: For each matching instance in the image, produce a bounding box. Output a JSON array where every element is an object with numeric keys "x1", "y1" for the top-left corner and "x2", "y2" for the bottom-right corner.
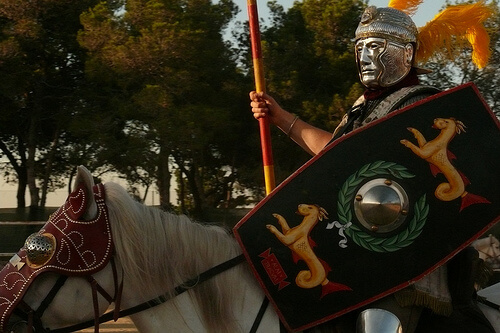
[{"x1": 0, "y1": 182, "x2": 113, "y2": 331}]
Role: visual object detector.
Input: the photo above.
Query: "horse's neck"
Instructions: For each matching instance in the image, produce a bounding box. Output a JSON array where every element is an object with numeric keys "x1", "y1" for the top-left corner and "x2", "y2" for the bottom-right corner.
[
  {"x1": 126, "y1": 264, "x2": 280, "y2": 333},
  {"x1": 436, "y1": 126, "x2": 456, "y2": 142},
  {"x1": 112, "y1": 212, "x2": 281, "y2": 332},
  {"x1": 301, "y1": 213, "x2": 319, "y2": 229}
]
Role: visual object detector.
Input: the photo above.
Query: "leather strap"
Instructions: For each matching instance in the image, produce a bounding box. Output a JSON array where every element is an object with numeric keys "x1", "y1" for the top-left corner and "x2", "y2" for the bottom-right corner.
[
  {"x1": 48, "y1": 254, "x2": 246, "y2": 333},
  {"x1": 250, "y1": 297, "x2": 269, "y2": 333}
]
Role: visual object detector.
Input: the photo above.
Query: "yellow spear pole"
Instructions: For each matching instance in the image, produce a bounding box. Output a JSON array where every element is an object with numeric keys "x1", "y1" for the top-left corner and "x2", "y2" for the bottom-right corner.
[{"x1": 247, "y1": 0, "x2": 276, "y2": 195}]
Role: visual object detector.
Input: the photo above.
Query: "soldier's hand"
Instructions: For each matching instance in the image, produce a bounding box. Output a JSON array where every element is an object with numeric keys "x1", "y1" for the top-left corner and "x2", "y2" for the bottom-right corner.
[{"x1": 249, "y1": 91, "x2": 281, "y2": 122}]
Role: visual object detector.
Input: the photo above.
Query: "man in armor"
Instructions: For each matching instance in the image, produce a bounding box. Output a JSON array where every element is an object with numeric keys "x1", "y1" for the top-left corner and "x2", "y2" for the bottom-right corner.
[{"x1": 250, "y1": 4, "x2": 494, "y2": 333}]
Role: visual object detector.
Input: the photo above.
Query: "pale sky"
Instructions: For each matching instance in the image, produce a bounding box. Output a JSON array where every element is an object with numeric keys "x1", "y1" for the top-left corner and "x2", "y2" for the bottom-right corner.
[
  {"x1": 369, "y1": 0, "x2": 446, "y2": 26},
  {"x1": 234, "y1": 0, "x2": 448, "y2": 27}
]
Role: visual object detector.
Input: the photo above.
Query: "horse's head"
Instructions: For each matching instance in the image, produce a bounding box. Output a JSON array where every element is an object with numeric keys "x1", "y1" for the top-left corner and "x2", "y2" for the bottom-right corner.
[
  {"x1": 432, "y1": 118, "x2": 466, "y2": 134},
  {"x1": 297, "y1": 204, "x2": 328, "y2": 221},
  {"x1": 0, "y1": 166, "x2": 118, "y2": 333}
]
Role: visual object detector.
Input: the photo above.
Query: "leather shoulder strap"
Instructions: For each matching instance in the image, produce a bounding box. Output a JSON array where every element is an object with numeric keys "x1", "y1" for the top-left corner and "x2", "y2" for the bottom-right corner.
[{"x1": 362, "y1": 85, "x2": 441, "y2": 126}]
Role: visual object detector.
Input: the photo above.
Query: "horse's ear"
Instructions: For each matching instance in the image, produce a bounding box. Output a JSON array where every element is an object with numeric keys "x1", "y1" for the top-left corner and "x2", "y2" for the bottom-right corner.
[{"x1": 72, "y1": 166, "x2": 98, "y2": 221}]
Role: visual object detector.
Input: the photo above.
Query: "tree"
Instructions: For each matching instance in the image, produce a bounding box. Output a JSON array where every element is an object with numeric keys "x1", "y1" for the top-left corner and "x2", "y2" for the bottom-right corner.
[
  {"x1": 0, "y1": 0, "x2": 100, "y2": 213},
  {"x1": 78, "y1": 0, "x2": 252, "y2": 218}
]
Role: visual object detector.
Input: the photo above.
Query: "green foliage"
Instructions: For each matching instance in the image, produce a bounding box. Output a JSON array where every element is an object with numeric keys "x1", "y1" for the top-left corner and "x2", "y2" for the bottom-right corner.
[
  {"x1": 78, "y1": 0, "x2": 252, "y2": 217},
  {"x1": 0, "y1": 0, "x2": 102, "y2": 208}
]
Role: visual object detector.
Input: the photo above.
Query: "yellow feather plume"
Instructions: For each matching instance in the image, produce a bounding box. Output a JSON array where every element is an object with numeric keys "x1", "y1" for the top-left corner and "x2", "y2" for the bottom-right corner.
[
  {"x1": 416, "y1": 2, "x2": 493, "y2": 68},
  {"x1": 388, "y1": 0, "x2": 425, "y2": 16}
]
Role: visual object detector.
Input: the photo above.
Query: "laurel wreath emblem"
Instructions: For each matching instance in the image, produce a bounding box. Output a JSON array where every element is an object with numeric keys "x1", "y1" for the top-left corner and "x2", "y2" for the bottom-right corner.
[{"x1": 337, "y1": 161, "x2": 428, "y2": 253}]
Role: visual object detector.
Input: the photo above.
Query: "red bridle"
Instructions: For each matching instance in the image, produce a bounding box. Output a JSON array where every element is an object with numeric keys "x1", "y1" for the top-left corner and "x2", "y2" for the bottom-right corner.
[{"x1": 0, "y1": 183, "x2": 114, "y2": 332}]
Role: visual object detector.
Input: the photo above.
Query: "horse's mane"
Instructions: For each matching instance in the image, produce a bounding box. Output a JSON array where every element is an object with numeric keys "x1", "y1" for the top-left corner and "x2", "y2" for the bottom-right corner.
[{"x1": 103, "y1": 182, "x2": 242, "y2": 332}]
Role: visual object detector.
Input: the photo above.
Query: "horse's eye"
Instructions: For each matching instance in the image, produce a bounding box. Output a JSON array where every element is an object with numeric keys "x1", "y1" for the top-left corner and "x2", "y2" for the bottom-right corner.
[{"x1": 25, "y1": 233, "x2": 56, "y2": 268}]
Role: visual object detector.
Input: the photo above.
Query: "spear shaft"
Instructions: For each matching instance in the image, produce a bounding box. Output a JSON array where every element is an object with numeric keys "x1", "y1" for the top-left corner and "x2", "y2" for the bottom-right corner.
[{"x1": 247, "y1": 0, "x2": 275, "y2": 195}]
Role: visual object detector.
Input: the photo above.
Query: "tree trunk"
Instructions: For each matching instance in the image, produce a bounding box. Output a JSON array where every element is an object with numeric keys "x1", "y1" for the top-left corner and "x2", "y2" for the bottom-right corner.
[
  {"x1": 179, "y1": 169, "x2": 186, "y2": 213},
  {"x1": 40, "y1": 127, "x2": 60, "y2": 208},
  {"x1": 192, "y1": 164, "x2": 206, "y2": 219},
  {"x1": 184, "y1": 162, "x2": 206, "y2": 220},
  {"x1": 141, "y1": 184, "x2": 150, "y2": 203},
  {"x1": 0, "y1": 139, "x2": 27, "y2": 208},
  {"x1": 17, "y1": 168, "x2": 27, "y2": 209},
  {"x1": 27, "y1": 116, "x2": 39, "y2": 209},
  {"x1": 157, "y1": 147, "x2": 171, "y2": 210}
]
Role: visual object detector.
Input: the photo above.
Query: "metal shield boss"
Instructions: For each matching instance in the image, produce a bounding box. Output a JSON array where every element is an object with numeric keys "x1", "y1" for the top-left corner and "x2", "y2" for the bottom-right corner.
[{"x1": 354, "y1": 178, "x2": 409, "y2": 233}]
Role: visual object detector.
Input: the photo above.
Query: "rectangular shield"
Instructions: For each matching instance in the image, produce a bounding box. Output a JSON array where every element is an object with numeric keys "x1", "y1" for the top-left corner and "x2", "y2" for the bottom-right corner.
[{"x1": 234, "y1": 83, "x2": 500, "y2": 331}]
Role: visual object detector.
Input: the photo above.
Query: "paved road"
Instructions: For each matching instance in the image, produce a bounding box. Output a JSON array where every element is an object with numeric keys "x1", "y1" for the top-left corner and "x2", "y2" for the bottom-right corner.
[{"x1": 76, "y1": 317, "x2": 138, "y2": 333}]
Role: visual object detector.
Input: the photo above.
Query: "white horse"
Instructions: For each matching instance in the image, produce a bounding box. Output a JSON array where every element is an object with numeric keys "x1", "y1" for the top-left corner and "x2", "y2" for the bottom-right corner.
[
  {"x1": 0, "y1": 166, "x2": 499, "y2": 333},
  {"x1": 1, "y1": 166, "x2": 279, "y2": 333},
  {"x1": 474, "y1": 234, "x2": 500, "y2": 271}
]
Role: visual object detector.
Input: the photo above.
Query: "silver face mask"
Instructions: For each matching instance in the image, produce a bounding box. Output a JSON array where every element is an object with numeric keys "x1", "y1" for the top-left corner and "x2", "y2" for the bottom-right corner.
[
  {"x1": 355, "y1": 37, "x2": 414, "y2": 88},
  {"x1": 354, "y1": 6, "x2": 418, "y2": 89}
]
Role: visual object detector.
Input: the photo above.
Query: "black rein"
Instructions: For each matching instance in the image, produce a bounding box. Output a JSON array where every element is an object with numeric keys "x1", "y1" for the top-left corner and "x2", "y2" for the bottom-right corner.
[{"x1": 48, "y1": 254, "x2": 247, "y2": 333}]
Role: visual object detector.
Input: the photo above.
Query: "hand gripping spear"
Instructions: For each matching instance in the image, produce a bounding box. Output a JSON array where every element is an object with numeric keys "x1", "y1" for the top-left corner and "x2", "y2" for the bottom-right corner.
[{"x1": 248, "y1": 0, "x2": 276, "y2": 195}]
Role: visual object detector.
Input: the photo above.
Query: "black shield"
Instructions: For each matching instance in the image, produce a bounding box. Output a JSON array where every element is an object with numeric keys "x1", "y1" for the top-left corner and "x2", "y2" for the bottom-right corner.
[{"x1": 233, "y1": 83, "x2": 500, "y2": 332}]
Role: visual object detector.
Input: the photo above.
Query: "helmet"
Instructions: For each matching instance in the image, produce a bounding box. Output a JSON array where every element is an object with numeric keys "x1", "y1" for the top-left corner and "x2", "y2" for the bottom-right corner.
[
  {"x1": 354, "y1": 6, "x2": 417, "y2": 88},
  {"x1": 355, "y1": 6, "x2": 418, "y2": 44}
]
